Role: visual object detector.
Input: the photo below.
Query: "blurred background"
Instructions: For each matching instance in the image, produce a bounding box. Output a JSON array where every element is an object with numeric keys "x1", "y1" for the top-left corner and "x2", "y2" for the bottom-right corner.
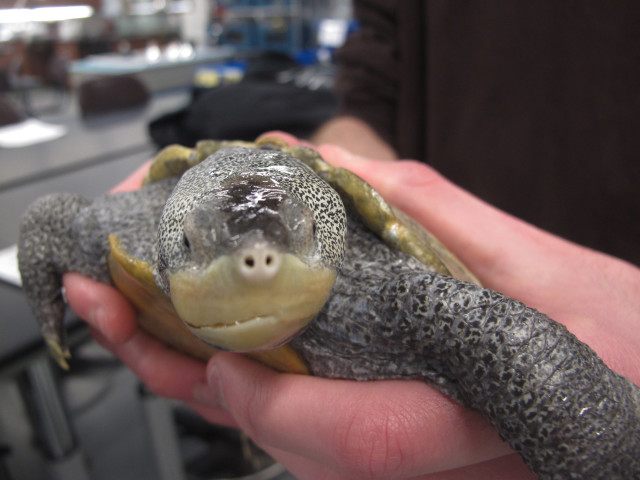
[{"x1": 0, "y1": 1, "x2": 354, "y2": 479}]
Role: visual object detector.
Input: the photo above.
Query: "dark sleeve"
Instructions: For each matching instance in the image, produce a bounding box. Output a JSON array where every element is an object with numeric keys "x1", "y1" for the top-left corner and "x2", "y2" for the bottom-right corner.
[
  {"x1": 333, "y1": 0, "x2": 427, "y2": 159},
  {"x1": 333, "y1": 1, "x2": 399, "y2": 147}
]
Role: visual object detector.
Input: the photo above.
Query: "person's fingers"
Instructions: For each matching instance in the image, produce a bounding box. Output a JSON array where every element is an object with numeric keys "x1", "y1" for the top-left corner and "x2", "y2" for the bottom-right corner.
[
  {"x1": 264, "y1": 446, "x2": 534, "y2": 480},
  {"x1": 65, "y1": 275, "x2": 202, "y2": 402},
  {"x1": 258, "y1": 131, "x2": 309, "y2": 146},
  {"x1": 255, "y1": 447, "x2": 342, "y2": 480},
  {"x1": 65, "y1": 272, "x2": 239, "y2": 425},
  {"x1": 90, "y1": 325, "x2": 208, "y2": 403},
  {"x1": 63, "y1": 273, "x2": 137, "y2": 344},
  {"x1": 205, "y1": 353, "x2": 514, "y2": 479},
  {"x1": 110, "y1": 160, "x2": 151, "y2": 193},
  {"x1": 186, "y1": 402, "x2": 239, "y2": 430},
  {"x1": 314, "y1": 145, "x2": 640, "y2": 312},
  {"x1": 417, "y1": 453, "x2": 534, "y2": 480},
  {"x1": 315, "y1": 145, "x2": 562, "y2": 289}
]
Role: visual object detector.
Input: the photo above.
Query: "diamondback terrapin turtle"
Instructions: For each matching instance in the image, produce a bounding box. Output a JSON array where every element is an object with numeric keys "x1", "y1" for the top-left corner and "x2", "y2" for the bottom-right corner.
[{"x1": 18, "y1": 138, "x2": 640, "y2": 480}]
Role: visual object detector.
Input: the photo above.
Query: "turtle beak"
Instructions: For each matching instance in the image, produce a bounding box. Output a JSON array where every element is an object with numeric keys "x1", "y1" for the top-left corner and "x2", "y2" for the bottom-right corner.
[{"x1": 167, "y1": 249, "x2": 336, "y2": 352}]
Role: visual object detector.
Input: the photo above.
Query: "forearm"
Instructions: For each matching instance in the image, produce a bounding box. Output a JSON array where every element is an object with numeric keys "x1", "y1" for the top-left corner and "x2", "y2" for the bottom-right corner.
[{"x1": 310, "y1": 116, "x2": 398, "y2": 161}]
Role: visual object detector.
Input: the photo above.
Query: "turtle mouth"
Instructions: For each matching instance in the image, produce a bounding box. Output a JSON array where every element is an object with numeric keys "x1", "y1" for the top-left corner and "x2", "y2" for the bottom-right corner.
[
  {"x1": 184, "y1": 315, "x2": 312, "y2": 352},
  {"x1": 168, "y1": 252, "x2": 336, "y2": 352}
]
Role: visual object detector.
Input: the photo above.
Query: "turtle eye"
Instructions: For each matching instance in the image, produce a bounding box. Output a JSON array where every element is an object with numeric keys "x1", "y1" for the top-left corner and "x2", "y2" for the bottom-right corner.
[{"x1": 183, "y1": 233, "x2": 191, "y2": 250}]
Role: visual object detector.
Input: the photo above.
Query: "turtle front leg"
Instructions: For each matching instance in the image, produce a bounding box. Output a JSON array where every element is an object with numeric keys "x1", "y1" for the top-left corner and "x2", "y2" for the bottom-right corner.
[{"x1": 18, "y1": 193, "x2": 110, "y2": 368}]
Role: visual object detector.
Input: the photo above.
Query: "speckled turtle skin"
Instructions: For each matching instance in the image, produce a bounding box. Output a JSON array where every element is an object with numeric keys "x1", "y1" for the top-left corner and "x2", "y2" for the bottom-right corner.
[{"x1": 18, "y1": 145, "x2": 640, "y2": 480}]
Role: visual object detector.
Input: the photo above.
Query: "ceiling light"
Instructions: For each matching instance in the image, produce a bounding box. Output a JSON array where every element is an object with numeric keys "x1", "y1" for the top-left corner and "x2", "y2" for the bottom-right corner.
[{"x1": 0, "y1": 5, "x2": 93, "y2": 24}]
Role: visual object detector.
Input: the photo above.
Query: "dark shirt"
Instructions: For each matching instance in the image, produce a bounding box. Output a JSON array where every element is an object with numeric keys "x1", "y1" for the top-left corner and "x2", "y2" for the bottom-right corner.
[{"x1": 335, "y1": 0, "x2": 640, "y2": 266}]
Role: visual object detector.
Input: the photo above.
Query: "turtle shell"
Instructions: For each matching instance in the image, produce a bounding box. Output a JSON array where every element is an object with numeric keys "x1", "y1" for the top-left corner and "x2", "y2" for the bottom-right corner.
[{"x1": 108, "y1": 138, "x2": 478, "y2": 374}]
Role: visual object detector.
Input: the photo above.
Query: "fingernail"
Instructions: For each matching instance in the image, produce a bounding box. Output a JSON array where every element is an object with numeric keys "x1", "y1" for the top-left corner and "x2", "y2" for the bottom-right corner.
[
  {"x1": 88, "y1": 305, "x2": 105, "y2": 331},
  {"x1": 193, "y1": 362, "x2": 227, "y2": 409},
  {"x1": 193, "y1": 380, "x2": 223, "y2": 408}
]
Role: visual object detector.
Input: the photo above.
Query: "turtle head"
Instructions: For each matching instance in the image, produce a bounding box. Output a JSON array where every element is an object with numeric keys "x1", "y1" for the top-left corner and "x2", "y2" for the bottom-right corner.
[{"x1": 155, "y1": 149, "x2": 346, "y2": 352}]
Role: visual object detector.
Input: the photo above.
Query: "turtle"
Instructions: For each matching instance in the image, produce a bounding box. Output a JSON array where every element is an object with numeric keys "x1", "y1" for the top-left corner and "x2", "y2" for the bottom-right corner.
[{"x1": 17, "y1": 138, "x2": 640, "y2": 480}]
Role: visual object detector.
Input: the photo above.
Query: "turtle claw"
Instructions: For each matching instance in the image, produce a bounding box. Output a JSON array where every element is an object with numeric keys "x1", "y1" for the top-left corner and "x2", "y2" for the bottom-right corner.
[{"x1": 44, "y1": 335, "x2": 71, "y2": 370}]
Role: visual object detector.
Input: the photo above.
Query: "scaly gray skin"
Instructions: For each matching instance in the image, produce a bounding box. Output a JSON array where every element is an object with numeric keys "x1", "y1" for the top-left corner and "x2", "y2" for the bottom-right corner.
[
  {"x1": 18, "y1": 147, "x2": 640, "y2": 479},
  {"x1": 294, "y1": 216, "x2": 640, "y2": 479},
  {"x1": 18, "y1": 178, "x2": 177, "y2": 356}
]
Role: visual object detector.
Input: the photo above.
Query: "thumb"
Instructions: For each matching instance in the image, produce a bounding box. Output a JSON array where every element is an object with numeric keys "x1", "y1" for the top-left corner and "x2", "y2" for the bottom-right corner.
[{"x1": 206, "y1": 353, "x2": 510, "y2": 477}]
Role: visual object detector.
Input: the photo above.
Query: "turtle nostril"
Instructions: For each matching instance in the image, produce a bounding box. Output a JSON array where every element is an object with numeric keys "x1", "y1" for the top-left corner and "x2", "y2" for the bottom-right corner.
[{"x1": 238, "y1": 245, "x2": 282, "y2": 283}]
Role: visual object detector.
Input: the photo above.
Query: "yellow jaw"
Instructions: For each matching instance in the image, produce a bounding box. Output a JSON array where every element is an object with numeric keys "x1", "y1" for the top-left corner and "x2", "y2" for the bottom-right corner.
[{"x1": 169, "y1": 253, "x2": 336, "y2": 352}]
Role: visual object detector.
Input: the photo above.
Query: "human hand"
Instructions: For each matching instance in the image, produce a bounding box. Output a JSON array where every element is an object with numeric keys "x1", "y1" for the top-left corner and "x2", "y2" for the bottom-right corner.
[
  {"x1": 63, "y1": 159, "x2": 232, "y2": 425},
  {"x1": 63, "y1": 135, "x2": 640, "y2": 479}
]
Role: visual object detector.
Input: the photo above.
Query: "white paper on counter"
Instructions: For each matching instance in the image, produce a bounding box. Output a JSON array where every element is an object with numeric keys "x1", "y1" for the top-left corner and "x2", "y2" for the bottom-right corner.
[
  {"x1": 0, "y1": 244, "x2": 21, "y2": 286},
  {"x1": 0, "y1": 118, "x2": 67, "y2": 148}
]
